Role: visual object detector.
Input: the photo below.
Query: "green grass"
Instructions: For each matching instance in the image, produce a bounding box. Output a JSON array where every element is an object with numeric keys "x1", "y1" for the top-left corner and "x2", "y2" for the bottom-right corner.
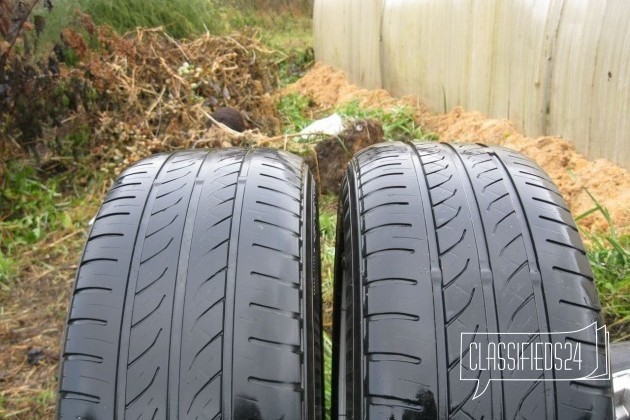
[
  {"x1": 37, "y1": 0, "x2": 313, "y2": 46},
  {"x1": 323, "y1": 330, "x2": 332, "y2": 418},
  {"x1": 336, "y1": 100, "x2": 438, "y2": 141},
  {"x1": 276, "y1": 94, "x2": 438, "y2": 140},
  {"x1": 319, "y1": 199, "x2": 336, "y2": 306},
  {"x1": 42, "y1": 0, "x2": 225, "y2": 39},
  {"x1": 0, "y1": 162, "x2": 64, "y2": 254},
  {"x1": 0, "y1": 161, "x2": 100, "y2": 285},
  {"x1": 0, "y1": 250, "x2": 14, "y2": 287},
  {"x1": 318, "y1": 196, "x2": 337, "y2": 417},
  {"x1": 277, "y1": 93, "x2": 314, "y2": 134},
  {"x1": 577, "y1": 192, "x2": 630, "y2": 341},
  {"x1": 588, "y1": 233, "x2": 630, "y2": 340}
]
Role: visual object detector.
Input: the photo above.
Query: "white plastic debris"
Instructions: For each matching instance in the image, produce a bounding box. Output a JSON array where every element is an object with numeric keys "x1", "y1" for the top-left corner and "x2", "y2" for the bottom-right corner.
[{"x1": 299, "y1": 113, "x2": 344, "y2": 140}]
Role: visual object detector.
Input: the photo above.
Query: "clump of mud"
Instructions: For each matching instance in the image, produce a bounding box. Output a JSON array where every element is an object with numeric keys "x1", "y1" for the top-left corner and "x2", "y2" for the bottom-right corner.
[
  {"x1": 288, "y1": 63, "x2": 630, "y2": 233},
  {"x1": 307, "y1": 119, "x2": 384, "y2": 194}
]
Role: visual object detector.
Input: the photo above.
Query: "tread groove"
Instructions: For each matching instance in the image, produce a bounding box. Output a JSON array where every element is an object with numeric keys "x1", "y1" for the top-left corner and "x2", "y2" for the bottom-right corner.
[
  {"x1": 360, "y1": 201, "x2": 409, "y2": 216},
  {"x1": 68, "y1": 317, "x2": 107, "y2": 326},
  {"x1": 249, "y1": 302, "x2": 301, "y2": 319},
  {"x1": 538, "y1": 215, "x2": 579, "y2": 232},
  {"x1": 80, "y1": 257, "x2": 118, "y2": 267},
  {"x1": 126, "y1": 367, "x2": 160, "y2": 407},
  {"x1": 251, "y1": 243, "x2": 300, "y2": 260},
  {"x1": 532, "y1": 197, "x2": 571, "y2": 212},
  {"x1": 255, "y1": 200, "x2": 301, "y2": 218},
  {"x1": 546, "y1": 239, "x2": 586, "y2": 255},
  {"x1": 552, "y1": 266, "x2": 594, "y2": 281},
  {"x1": 439, "y1": 229, "x2": 467, "y2": 256},
  {"x1": 189, "y1": 332, "x2": 223, "y2": 371},
  {"x1": 131, "y1": 294, "x2": 166, "y2": 330},
  {"x1": 248, "y1": 377, "x2": 301, "y2": 391},
  {"x1": 140, "y1": 237, "x2": 174, "y2": 264},
  {"x1": 359, "y1": 185, "x2": 407, "y2": 200},
  {"x1": 559, "y1": 299, "x2": 600, "y2": 312},
  {"x1": 103, "y1": 195, "x2": 137, "y2": 204},
  {"x1": 64, "y1": 352, "x2": 104, "y2": 363},
  {"x1": 446, "y1": 288, "x2": 476, "y2": 326},
  {"x1": 135, "y1": 267, "x2": 168, "y2": 295},
  {"x1": 365, "y1": 312, "x2": 420, "y2": 322},
  {"x1": 443, "y1": 258, "x2": 471, "y2": 290},
  {"x1": 128, "y1": 328, "x2": 163, "y2": 367},
  {"x1": 60, "y1": 390, "x2": 101, "y2": 403},
  {"x1": 367, "y1": 351, "x2": 422, "y2": 365},
  {"x1": 95, "y1": 211, "x2": 131, "y2": 220},
  {"x1": 492, "y1": 210, "x2": 516, "y2": 233},
  {"x1": 187, "y1": 372, "x2": 222, "y2": 414},
  {"x1": 499, "y1": 233, "x2": 523, "y2": 257},
  {"x1": 508, "y1": 294, "x2": 535, "y2": 329},
  {"x1": 88, "y1": 233, "x2": 125, "y2": 241},
  {"x1": 506, "y1": 261, "x2": 528, "y2": 285},
  {"x1": 364, "y1": 247, "x2": 415, "y2": 258}
]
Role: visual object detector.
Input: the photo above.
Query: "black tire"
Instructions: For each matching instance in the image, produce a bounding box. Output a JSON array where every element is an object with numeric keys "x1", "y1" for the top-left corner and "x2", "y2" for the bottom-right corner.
[
  {"x1": 58, "y1": 148, "x2": 323, "y2": 419},
  {"x1": 332, "y1": 141, "x2": 612, "y2": 419}
]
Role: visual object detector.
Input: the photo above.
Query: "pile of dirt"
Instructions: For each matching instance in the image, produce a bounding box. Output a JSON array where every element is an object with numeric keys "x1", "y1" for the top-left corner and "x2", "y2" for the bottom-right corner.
[
  {"x1": 284, "y1": 62, "x2": 424, "y2": 112},
  {"x1": 288, "y1": 63, "x2": 630, "y2": 233}
]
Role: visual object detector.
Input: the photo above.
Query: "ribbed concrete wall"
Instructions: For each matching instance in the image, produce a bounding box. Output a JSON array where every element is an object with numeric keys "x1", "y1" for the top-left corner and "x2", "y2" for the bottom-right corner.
[{"x1": 314, "y1": 0, "x2": 630, "y2": 169}]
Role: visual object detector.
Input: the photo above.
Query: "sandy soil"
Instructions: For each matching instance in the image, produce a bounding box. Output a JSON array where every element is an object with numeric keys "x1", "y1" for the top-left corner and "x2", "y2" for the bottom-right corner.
[{"x1": 287, "y1": 63, "x2": 630, "y2": 233}]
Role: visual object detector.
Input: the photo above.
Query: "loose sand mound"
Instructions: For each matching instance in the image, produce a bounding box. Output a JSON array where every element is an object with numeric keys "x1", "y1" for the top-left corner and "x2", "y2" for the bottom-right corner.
[{"x1": 288, "y1": 63, "x2": 630, "y2": 233}]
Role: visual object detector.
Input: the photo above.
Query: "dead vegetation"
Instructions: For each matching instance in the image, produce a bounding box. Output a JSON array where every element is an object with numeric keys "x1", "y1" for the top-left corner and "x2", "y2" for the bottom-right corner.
[{"x1": 1, "y1": 11, "x2": 287, "y2": 176}]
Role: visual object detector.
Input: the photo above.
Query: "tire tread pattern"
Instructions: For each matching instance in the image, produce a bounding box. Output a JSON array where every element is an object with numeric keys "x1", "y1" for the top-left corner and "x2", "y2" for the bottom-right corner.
[{"x1": 334, "y1": 141, "x2": 612, "y2": 419}]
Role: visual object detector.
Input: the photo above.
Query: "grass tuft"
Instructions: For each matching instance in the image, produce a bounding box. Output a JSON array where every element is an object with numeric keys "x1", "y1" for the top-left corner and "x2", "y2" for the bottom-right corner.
[
  {"x1": 323, "y1": 330, "x2": 332, "y2": 419},
  {"x1": 336, "y1": 100, "x2": 437, "y2": 141},
  {"x1": 46, "y1": 0, "x2": 224, "y2": 39},
  {"x1": 276, "y1": 94, "x2": 438, "y2": 142},
  {"x1": 0, "y1": 162, "x2": 63, "y2": 265},
  {"x1": 578, "y1": 191, "x2": 630, "y2": 341},
  {"x1": 277, "y1": 93, "x2": 314, "y2": 134}
]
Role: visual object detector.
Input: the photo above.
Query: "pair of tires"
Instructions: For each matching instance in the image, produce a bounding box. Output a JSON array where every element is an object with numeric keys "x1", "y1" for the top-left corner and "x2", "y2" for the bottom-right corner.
[{"x1": 58, "y1": 143, "x2": 612, "y2": 419}]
